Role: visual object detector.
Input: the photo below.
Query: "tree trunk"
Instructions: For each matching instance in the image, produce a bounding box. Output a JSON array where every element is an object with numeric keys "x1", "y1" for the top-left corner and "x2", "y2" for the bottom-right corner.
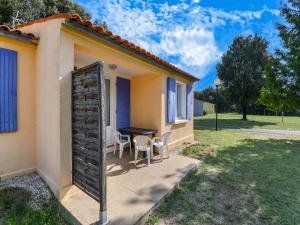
[
  {"x1": 242, "y1": 105, "x2": 247, "y2": 120},
  {"x1": 281, "y1": 111, "x2": 284, "y2": 123}
]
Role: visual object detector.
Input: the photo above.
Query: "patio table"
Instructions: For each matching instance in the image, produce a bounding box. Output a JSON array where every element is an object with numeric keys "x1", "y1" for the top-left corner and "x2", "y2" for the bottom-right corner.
[
  {"x1": 118, "y1": 127, "x2": 158, "y2": 157},
  {"x1": 118, "y1": 127, "x2": 157, "y2": 137}
]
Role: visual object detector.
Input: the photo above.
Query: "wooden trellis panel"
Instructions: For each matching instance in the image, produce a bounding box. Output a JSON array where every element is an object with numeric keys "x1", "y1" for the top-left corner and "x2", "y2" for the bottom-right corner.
[{"x1": 72, "y1": 62, "x2": 106, "y2": 205}]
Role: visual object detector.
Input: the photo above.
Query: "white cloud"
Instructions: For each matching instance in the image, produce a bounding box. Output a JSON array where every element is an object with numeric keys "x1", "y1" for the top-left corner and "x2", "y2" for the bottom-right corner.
[
  {"x1": 160, "y1": 27, "x2": 221, "y2": 68},
  {"x1": 76, "y1": 0, "x2": 280, "y2": 78},
  {"x1": 86, "y1": 0, "x2": 158, "y2": 38},
  {"x1": 203, "y1": 6, "x2": 280, "y2": 27}
]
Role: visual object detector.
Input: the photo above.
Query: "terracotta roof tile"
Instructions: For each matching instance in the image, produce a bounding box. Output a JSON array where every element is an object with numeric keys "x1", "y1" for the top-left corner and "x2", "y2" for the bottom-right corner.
[
  {"x1": 16, "y1": 13, "x2": 199, "y2": 81},
  {"x1": 0, "y1": 25, "x2": 38, "y2": 42},
  {"x1": 96, "y1": 26, "x2": 104, "y2": 33},
  {"x1": 16, "y1": 13, "x2": 78, "y2": 28}
]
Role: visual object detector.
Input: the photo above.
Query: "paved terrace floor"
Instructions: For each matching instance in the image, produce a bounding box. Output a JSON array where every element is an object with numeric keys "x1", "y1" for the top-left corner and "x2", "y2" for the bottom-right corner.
[{"x1": 61, "y1": 150, "x2": 199, "y2": 225}]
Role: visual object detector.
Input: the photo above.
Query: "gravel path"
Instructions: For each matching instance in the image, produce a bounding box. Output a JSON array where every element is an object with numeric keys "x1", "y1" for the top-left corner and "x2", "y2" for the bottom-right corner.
[
  {"x1": 238, "y1": 128, "x2": 300, "y2": 135},
  {"x1": 195, "y1": 125, "x2": 300, "y2": 135},
  {"x1": 0, "y1": 172, "x2": 51, "y2": 209}
]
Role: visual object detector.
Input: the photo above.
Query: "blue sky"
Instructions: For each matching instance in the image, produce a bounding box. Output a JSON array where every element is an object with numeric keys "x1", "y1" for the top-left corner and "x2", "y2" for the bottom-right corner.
[{"x1": 75, "y1": 0, "x2": 284, "y2": 90}]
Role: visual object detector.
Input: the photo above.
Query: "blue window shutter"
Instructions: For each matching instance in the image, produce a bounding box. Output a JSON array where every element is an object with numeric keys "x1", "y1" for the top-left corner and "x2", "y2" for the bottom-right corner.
[
  {"x1": 116, "y1": 77, "x2": 130, "y2": 129},
  {"x1": 186, "y1": 84, "x2": 193, "y2": 120},
  {"x1": 167, "y1": 77, "x2": 176, "y2": 123},
  {"x1": 0, "y1": 48, "x2": 17, "y2": 132}
]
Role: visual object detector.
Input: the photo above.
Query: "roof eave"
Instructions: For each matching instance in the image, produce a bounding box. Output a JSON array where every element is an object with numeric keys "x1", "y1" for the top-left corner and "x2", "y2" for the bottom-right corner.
[
  {"x1": 63, "y1": 20, "x2": 199, "y2": 82},
  {"x1": 0, "y1": 29, "x2": 38, "y2": 45}
]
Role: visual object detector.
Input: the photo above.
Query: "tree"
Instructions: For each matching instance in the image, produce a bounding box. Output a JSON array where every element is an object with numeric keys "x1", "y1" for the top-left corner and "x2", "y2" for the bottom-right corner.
[
  {"x1": 217, "y1": 35, "x2": 268, "y2": 120},
  {"x1": 260, "y1": 56, "x2": 294, "y2": 122},
  {"x1": 273, "y1": 0, "x2": 300, "y2": 108},
  {"x1": 0, "y1": 0, "x2": 91, "y2": 28},
  {"x1": 194, "y1": 87, "x2": 215, "y2": 103}
]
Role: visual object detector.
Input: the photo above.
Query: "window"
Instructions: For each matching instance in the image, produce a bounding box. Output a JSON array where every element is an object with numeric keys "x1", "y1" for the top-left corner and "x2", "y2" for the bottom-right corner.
[
  {"x1": 175, "y1": 82, "x2": 186, "y2": 120},
  {"x1": 167, "y1": 77, "x2": 191, "y2": 124},
  {"x1": 0, "y1": 48, "x2": 17, "y2": 132}
]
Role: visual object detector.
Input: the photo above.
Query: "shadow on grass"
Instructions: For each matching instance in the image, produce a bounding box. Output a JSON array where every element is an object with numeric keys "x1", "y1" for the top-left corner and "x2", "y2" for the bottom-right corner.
[
  {"x1": 150, "y1": 138, "x2": 300, "y2": 225},
  {"x1": 194, "y1": 118, "x2": 276, "y2": 129},
  {"x1": 0, "y1": 187, "x2": 71, "y2": 225}
]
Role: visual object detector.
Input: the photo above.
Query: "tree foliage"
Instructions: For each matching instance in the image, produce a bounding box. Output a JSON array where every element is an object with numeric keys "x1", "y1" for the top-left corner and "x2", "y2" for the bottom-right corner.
[
  {"x1": 194, "y1": 87, "x2": 215, "y2": 103},
  {"x1": 259, "y1": 0, "x2": 300, "y2": 120},
  {"x1": 217, "y1": 35, "x2": 268, "y2": 120},
  {"x1": 260, "y1": 56, "x2": 294, "y2": 121},
  {"x1": 0, "y1": 0, "x2": 91, "y2": 27}
]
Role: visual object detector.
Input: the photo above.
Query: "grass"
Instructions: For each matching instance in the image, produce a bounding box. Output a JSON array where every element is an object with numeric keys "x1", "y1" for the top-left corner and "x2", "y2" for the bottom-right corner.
[
  {"x1": 194, "y1": 113, "x2": 300, "y2": 130},
  {"x1": 148, "y1": 127, "x2": 300, "y2": 225},
  {"x1": 0, "y1": 186, "x2": 71, "y2": 225}
]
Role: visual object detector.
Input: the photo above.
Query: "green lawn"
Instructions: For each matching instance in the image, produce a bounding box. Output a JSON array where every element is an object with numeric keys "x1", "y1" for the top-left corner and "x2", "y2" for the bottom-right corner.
[
  {"x1": 148, "y1": 127, "x2": 300, "y2": 225},
  {"x1": 194, "y1": 113, "x2": 300, "y2": 130},
  {"x1": 0, "y1": 187, "x2": 71, "y2": 225}
]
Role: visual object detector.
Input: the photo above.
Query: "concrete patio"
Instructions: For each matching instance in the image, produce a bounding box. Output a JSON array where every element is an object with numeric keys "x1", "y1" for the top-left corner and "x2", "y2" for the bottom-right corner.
[{"x1": 61, "y1": 150, "x2": 199, "y2": 225}]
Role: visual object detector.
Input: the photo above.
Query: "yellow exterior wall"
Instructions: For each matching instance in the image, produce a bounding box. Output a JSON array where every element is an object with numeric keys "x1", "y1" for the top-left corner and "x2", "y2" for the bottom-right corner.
[
  {"x1": 0, "y1": 37, "x2": 37, "y2": 179},
  {"x1": 19, "y1": 19, "x2": 64, "y2": 197},
  {"x1": 131, "y1": 74, "x2": 162, "y2": 132},
  {"x1": 58, "y1": 30, "x2": 75, "y2": 197}
]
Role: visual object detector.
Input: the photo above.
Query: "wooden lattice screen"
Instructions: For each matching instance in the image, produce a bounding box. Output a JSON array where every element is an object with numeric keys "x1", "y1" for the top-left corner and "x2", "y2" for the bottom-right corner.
[{"x1": 72, "y1": 62, "x2": 106, "y2": 208}]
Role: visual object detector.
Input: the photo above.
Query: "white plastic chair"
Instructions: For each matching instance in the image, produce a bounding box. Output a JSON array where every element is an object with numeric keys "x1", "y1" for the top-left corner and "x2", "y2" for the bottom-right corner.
[
  {"x1": 114, "y1": 131, "x2": 132, "y2": 159},
  {"x1": 152, "y1": 132, "x2": 171, "y2": 161},
  {"x1": 133, "y1": 135, "x2": 153, "y2": 166}
]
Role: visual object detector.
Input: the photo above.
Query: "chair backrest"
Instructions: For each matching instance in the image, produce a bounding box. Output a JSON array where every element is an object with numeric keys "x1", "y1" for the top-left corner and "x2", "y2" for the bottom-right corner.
[
  {"x1": 114, "y1": 131, "x2": 121, "y2": 143},
  {"x1": 161, "y1": 132, "x2": 171, "y2": 146},
  {"x1": 133, "y1": 135, "x2": 151, "y2": 151}
]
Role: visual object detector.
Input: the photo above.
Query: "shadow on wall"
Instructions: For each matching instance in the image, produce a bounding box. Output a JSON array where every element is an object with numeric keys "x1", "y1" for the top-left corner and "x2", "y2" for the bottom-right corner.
[{"x1": 151, "y1": 138, "x2": 300, "y2": 225}]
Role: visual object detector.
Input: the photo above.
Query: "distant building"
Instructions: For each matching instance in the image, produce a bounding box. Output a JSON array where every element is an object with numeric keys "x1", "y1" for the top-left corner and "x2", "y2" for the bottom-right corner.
[{"x1": 194, "y1": 99, "x2": 215, "y2": 116}]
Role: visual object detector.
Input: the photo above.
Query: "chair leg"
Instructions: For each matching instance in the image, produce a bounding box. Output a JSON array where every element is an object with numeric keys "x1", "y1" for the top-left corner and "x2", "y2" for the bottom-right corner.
[
  {"x1": 166, "y1": 145, "x2": 170, "y2": 158},
  {"x1": 129, "y1": 142, "x2": 132, "y2": 157},
  {"x1": 150, "y1": 144, "x2": 154, "y2": 159},
  {"x1": 160, "y1": 147, "x2": 164, "y2": 161},
  {"x1": 146, "y1": 150, "x2": 150, "y2": 166},
  {"x1": 114, "y1": 143, "x2": 117, "y2": 155},
  {"x1": 119, "y1": 144, "x2": 124, "y2": 159},
  {"x1": 135, "y1": 149, "x2": 139, "y2": 166}
]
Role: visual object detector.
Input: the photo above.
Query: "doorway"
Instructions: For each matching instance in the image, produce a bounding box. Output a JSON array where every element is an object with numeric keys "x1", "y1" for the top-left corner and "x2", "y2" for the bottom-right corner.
[{"x1": 105, "y1": 78, "x2": 113, "y2": 147}]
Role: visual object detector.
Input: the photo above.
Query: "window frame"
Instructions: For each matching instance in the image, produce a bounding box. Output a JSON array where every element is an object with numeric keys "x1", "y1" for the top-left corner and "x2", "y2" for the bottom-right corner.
[{"x1": 175, "y1": 81, "x2": 187, "y2": 121}]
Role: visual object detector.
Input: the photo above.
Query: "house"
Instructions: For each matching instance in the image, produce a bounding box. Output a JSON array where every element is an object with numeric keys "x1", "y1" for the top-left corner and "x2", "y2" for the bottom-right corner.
[
  {"x1": 194, "y1": 99, "x2": 215, "y2": 116},
  {"x1": 194, "y1": 99, "x2": 204, "y2": 116},
  {"x1": 0, "y1": 13, "x2": 199, "y2": 223}
]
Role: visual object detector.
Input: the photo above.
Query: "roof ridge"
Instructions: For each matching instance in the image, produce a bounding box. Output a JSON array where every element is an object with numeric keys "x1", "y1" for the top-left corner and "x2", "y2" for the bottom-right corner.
[{"x1": 16, "y1": 13, "x2": 77, "y2": 29}]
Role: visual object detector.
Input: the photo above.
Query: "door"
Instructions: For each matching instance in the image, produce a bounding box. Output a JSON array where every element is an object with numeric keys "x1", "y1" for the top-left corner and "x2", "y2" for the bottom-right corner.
[
  {"x1": 116, "y1": 77, "x2": 130, "y2": 129},
  {"x1": 105, "y1": 78, "x2": 113, "y2": 146}
]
